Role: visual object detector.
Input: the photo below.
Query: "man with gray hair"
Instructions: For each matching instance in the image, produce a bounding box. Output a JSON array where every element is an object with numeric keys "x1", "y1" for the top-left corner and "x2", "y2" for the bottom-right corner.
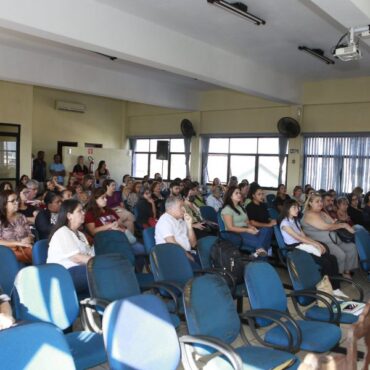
[
  {"x1": 26, "y1": 179, "x2": 42, "y2": 206},
  {"x1": 155, "y1": 196, "x2": 199, "y2": 268}
]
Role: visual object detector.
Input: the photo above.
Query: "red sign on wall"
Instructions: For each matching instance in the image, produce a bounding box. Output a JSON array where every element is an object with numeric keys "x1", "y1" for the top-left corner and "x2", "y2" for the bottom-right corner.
[{"x1": 87, "y1": 148, "x2": 93, "y2": 155}]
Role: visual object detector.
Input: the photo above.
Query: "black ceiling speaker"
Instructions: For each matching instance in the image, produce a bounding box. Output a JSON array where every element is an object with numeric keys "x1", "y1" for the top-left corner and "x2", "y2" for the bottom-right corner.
[
  {"x1": 277, "y1": 117, "x2": 301, "y2": 138},
  {"x1": 181, "y1": 119, "x2": 196, "y2": 138},
  {"x1": 156, "y1": 141, "x2": 169, "y2": 160}
]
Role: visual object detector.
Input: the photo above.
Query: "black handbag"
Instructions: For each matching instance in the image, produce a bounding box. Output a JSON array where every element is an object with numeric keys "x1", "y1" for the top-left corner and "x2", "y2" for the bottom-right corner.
[{"x1": 330, "y1": 227, "x2": 355, "y2": 244}]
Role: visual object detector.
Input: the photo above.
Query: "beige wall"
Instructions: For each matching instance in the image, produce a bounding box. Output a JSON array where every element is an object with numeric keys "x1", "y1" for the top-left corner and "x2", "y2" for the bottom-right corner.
[
  {"x1": 0, "y1": 81, "x2": 33, "y2": 177},
  {"x1": 32, "y1": 87, "x2": 125, "y2": 166}
]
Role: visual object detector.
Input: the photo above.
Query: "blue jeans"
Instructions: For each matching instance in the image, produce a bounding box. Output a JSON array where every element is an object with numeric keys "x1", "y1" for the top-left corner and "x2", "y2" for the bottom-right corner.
[{"x1": 240, "y1": 227, "x2": 273, "y2": 252}]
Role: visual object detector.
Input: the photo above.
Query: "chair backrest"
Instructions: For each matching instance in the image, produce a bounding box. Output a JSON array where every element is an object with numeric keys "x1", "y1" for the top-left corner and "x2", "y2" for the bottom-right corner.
[
  {"x1": 94, "y1": 230, "x2": 135, "y2": 265},
  {"x1": 196, "y1": 236, "x2": 218, "y2": 269},
  {"x1": 103, "y1": 295, "x2": 180, "y2": 370},
  {"x1": 268, "y1": 207, "x2": 279, "y2": 220},
  {"x1": 150, "y1": 244, "x2": 194, "y2": 287},
  {"x1": 273, "y1": 225, "x2": 288, "y2": 253},
  {"x1": 143, "y1": 227, "x2": 156, "y2": 254},
  {"x1": 244, "y1": 262, "x2": 287, "y2": 327},
  {"x1": 217, "y1": 210, "x2": 226, "y2": 232},
  {"x1": 287, "y1": 250, "x2": 322, "y2": 306},
  {"x1": 14, "y1": 264, "x2": 79, "y2": 329},
  {"x1": 0, "y1": 322, "x2": 76, "y2": 370},
  {"x1": 87, "y1": 254, "x2": 140, "y2": 302},
  {"x1": 183, "y1": 274, "x2": 240, "y2": 350},
  {"x1": 200, "y1": 206, "x2": 218, "y2": 223},
  {"x1": 355, "y1": 228, "x2": 370, "y2": 272},
  {"x1": 0, "y1": 245, "x2": 20, "y2": 296},
  {"x1": 32, "y1": 239, "x2": 49, "y2": 265},
  {"x1": 266, "y1": 194, "x2": 276, "y2": 208}
]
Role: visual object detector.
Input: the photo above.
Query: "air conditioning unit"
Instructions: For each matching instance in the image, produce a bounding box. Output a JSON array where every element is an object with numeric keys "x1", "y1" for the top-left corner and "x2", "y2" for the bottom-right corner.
[{"x1": 55, "y1": 100, "x2": 86, "y2": 113}]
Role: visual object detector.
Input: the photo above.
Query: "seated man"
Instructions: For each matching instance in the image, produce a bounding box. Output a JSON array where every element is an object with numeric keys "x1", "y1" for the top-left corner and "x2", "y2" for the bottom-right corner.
[
  {"x1": 155, "y1": 196, "x2": 199, "y2": 269},
  {"x1": 169, "y1": 181, "x2": 182, "y2": 198},
  {"x1": 322, "y1": 192, "x2": 337, "y2": 219},
  {"x1": 0, "y1": 286, "x2": 15, "y2": 330},
  {"x1": 206, "y1": 185, "x2": 223, "y2": 212}
]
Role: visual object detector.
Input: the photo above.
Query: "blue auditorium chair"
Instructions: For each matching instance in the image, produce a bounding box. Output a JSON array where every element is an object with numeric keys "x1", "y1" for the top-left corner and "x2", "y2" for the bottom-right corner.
[
  {"x1": 0, "y1": 245, "x2": 21, "y2": 296},
  {"x1": 32, "y1": 239, "x2": 49, "y2": 265},
  {"x1": 354, "y1": 227, "x2": 370, "y2": 279},
  {"x1": 200, "y1": 205, "x2": 218, "y2": 224},
  {"x1": 143, "y1": 226, "x2": 156, "y2": 254}
]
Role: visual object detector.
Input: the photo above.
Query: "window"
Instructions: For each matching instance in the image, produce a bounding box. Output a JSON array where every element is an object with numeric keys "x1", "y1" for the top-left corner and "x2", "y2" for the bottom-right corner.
[
  {"x1": 303, "y1": 135, "x2": 370, "y2": 193},
  {"x1": 206, "y1": 136, "x2": 287, "y2": 188},
  {"x1": 0, "y1": 123, "x2": 20, "y2": 188},
  {"x1": 131, "y1": 138, "x2": 187, "y2": 180}
]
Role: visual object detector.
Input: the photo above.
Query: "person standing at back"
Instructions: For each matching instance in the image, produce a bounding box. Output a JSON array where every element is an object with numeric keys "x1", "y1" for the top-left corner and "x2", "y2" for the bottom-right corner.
[
  {"x1": 32, "y1": 151, "x2": 46, "y2": 184},
  {"x1": 49, "y1": 154, "x2": 66, "y2": 185}
]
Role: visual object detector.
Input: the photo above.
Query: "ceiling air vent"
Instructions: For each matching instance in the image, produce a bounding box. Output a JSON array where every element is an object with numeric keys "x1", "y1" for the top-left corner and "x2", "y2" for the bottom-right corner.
[{"x1": 55, "y1": 100, "x2": 86, "y2": 113}]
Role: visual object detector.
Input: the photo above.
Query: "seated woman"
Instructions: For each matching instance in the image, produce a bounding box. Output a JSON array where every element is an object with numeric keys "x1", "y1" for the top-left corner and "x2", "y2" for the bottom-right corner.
[
  {"x1": 0, "y1": 190, "x2": 33, "y2": 263},
  {"x1": 221, "y1": 186, "x2": 270, "y2": 257},
  {"x1": 85, "y1": 188, "x2": 145, "y2": 269},
  {"x1": 301, "y1": 193, "x2": 357, "y2": 279},
  {"x1": 135, "y1": 187, "x2": 157, "y2": 228},
  {"x1": 273, "y1": 183, "x2": 291, "y2": 213},
  {"x1": 102, "y1": 179, "x2": 135, "y2": 233},
  {"x1": 48, "y1": 199, "x2": 94, "y2": 295},
  {"x1": 94, "y1": 160, "x2": 110, "y2": 186},
  {"x1": 280, "y1": 199, "x2": 339, "y2": 288},
  {"x1": 73, "y1": 183, "x2": 90, "y2": 208},
  {"x1": 150, "y1": 181, "x2": 165, "y2": 217},
  {"x1": 35, "y1": 191, "x2": 62, "y2": 240},
  {"x1": 291, "y1": 185, "x2": 304, "y2": 207},
  {"x1": 239, "y1": 182, "x2": 250, "y2": 209},
  {"x1": 121, "y1": 178, "x2": 133, "y2": 204},
  {"x1": 348, "y1": 193, "x2": 366, "y2": 227},
  {"x1": 0, "y1": 182, "x2": 13, "y2": 192},
  {"x1": 246, "y1": 186, "x2": 276, "y2": 232},
  {"x1": 126, "y1": 181, "x2": 141, "y2": 212},
  {"x1": 72, "y1": 155, "x2": 89, "y2": 184},
  {"x1": 336, "y1": 197, "x2": 353, "y2": 226},
  {"x1": 16, "y1": 184, "x2": 39, "y2": 224},
  {"x1": 0, "y1": 285, "x2": 15, "y2": 330},
  {"x1": 19, "y1": 174, "x2": 30, "y2": 187},
  {"x1": 82, "y1": 174, "x2": 95, "y2": 197},
  {"x1": 43, "y1": 176, "x2": 66, "y2": 197}
]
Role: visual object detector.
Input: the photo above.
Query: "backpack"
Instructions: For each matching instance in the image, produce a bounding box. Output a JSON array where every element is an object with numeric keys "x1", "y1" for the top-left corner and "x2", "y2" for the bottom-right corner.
[{"x1": 210, "y1": 239, "x2": 248, "y2": 284}]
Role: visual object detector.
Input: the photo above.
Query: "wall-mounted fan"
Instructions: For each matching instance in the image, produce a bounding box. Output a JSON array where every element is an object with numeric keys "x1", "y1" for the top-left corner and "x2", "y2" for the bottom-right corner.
[
  {"x1": 277, "y1": 117, "x2": 301, "y2": 138},
  {"x1": 181, "y1": 119, "x2": 196, "y2": 138}
]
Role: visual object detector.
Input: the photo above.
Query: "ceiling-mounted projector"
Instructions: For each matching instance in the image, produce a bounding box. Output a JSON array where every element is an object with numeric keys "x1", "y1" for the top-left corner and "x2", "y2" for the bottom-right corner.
[{"x1": 333, "y1": 25, "x2": 370, "y2": 62}]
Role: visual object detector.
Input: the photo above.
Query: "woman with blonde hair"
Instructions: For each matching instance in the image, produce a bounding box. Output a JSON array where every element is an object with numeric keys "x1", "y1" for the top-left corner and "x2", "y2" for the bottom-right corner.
[{"x1": 301, "y1": 193, "x2": 357, "y2": 278}]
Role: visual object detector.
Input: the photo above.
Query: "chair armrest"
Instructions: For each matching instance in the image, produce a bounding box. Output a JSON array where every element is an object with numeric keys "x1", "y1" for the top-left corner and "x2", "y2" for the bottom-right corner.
[
  {"x1": 152, "y1": 280, "x2": 184, "y2": 295},
  {"x1": 79, "y1": 298, "x2": 110, "y2": 334},
  {"x1": 179, "y1": 335, "x2": 243, "y2": 370},
  {"x1": 80, "y1": 297, "x2": 110, "y2": 310},
  {"x1": 330, "y1": 276, "x2": 364, "y2": 302},
  {"x1": 241, "y1": 309, "x2": 302, "y2": 353},
  {"x1": 287, "y1": 290, "x2": 341, "y2": 323}
]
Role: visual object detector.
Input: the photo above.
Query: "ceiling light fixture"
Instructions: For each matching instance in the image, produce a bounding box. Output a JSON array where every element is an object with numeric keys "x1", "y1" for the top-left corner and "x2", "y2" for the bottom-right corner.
[
  {"x1": 207, "y1": 0, "x2": 266, "y2": 26},
  {"x1": 298, "y1": 46, "x2": 335, "y2": 65}
]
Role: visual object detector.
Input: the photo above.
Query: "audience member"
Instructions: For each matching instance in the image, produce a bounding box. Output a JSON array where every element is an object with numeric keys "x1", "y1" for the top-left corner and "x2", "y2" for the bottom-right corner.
[
  {"x1": 94, "y1": 160, "x2": 110, "y2": 185},
  {"x1": 121, "y1": 174, "x2": 131, "y2": 187},
  {"x1": 126, "y1": 181, "x2": 141, "y2": 211},
  {"x1": 16, "y1": 184, "x2": 38, "y2": 224},
  {"x1": 280, "y1": 199, "x2": 339, "y2": 288},
  {"x1": 35, "y1": 191, "x2": 62, "y2": 240},
  {"x1": 44, "y1": 176, "x2": 66, "y2": 196},
  {"x1": 169, "y1": 181, "x2": 182, "y2": 198},
  {"x1": 301, "y1": 193, "x2": 357, "y2": 278},
  {"x1": 0, "y1": 286, "x2": 14, "y2": 330},
  {"x1": 304, "y1": 186, "x2": 315, "y2": 201},
  {"x1": 221, "y1": 186, "x2": 270, "y2": 257},
  {"x1": 155, "y1": 196, "x2": 199, "y2": 269},
  {"x1": 273, "y1": 183, "x2": 291, "y2": 213},
  {"x1": 0, "y1": 190, "x2": 33, "y2": 263},
  {"x1": 48, "y1": 199, "x2": 94, "y2": 294},
  {"x1": 49, "y1": 154, "x2": 66, "y2": 185},
  {"x1": 26, "y1": 179, "x2": 42, "y2": 206},
  {"x1": 72, "y1": 155, "x2": 89, "y2": 184},
  {"x1": 121, "y1": 178, "x2": 134, "y2": 202},
  {"x1": 322, "y1": 193, "x2": 337, "y2": 219},
  {"x1": 336, "y1": 197, "x2": 353, "y2": 225},
  {"x1": 227, "y1": 176, "x2": 238, "y2": 188},
  {"x1": 0, "y1": 182, "x2": 13, "y2": 192},
  {"x1": 246, "y1": 186, "x2": 276, "y2": 230},
  {"x1": 135, "y1": 188, "x2": 157, "y2": 228},
  {"x1": 19, "y1": 174, "x2": 30, "y2": 186},
  {"x1": 291, "y1": 185, "x2": 304, "y2": 207},
  {"x1": 61, "y1": 189, "x2": 73, "y2": 201},
  {"x1": 82, "y1": 174, "x2": 95, "y2": 197},
  {"x1": 348, "y1": 192, "x2": 365, "y2": 227},
  {"x1": 73, "y1": 183, "x2": 90, "y2": 207},
  {"x1": 32, "y1": 150, "x2": 47, "y2": 184},
  {"x1": 151, "y1": 181, "x2": 165, "y2": 217},
  {"x1": 103, "y1": 179, "x2": 135, "y2": 233},
  {"x1": 206, "y1": 185, "x2": 223, "y2": 212},
  {"x1": 239, "y1": 182, "x2": 250, "y2": 209}
]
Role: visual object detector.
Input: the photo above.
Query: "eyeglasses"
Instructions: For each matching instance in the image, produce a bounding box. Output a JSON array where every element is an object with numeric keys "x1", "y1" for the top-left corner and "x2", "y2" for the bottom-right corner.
[{"x1": 7, "y1": 199, "x2": 18, "y2": 204}]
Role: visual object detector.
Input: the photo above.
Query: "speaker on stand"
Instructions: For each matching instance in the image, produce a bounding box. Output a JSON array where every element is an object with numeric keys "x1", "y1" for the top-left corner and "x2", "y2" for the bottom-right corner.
[{"x1": 156, "y1": 141, "x2": 169, "y2": 177}]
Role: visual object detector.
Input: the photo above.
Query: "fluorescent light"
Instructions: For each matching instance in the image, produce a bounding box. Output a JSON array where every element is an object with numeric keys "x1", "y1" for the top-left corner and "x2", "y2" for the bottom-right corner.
[
  {"x1": 298, "y1": 46, "x2": 335, "y2": 65},
  {"x1": 207, "y1": 0, "x2": 266, "y2": 26}
]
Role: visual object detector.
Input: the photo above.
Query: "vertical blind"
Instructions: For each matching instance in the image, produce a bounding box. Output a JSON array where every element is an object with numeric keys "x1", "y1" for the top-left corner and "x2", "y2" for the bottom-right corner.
[{"x1": 303, "y1": 135, "x2": 370, "y2": 193}]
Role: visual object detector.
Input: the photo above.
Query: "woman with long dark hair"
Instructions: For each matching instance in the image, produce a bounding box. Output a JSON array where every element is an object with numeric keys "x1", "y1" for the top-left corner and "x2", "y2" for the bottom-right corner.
[
  {"x1": 221, "y1": 186, "x2": 270, "y2": 256},
  {"x1": 0, "y1": 190, "x2": 33, "y2": 263},
  {"x1": 280, "y1": 199, "x2": 339, "y2": 287},
  {"x1": 94, "y1": 160, "x2": 110, "y2": 185},
  {"x1": 48, "y1": 199, "x2": 93, "y2": 294},
  {"x1": 16, "y1": 184, "x2": 39, "y2": 224}
]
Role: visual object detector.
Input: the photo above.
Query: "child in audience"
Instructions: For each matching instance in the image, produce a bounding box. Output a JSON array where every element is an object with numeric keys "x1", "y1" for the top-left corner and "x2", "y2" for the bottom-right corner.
[
  {"x1": 48, "y1": 199, "x2": 94, "y2": 295},
  {"x1": 280, "y1": 199, "x2": 339, "y2": 288}
]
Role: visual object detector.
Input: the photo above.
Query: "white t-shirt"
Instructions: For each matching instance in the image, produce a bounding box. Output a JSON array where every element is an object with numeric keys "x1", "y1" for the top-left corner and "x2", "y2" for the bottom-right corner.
[
  {"x1": 47, "y1": 226, "x2": 95, "y2": 269},
  {"x1": 280, "y1": 217, "x2": 302, "y2": 245},
  {"x1": 206, "y1": 195, "x2": 223, "y2": 212},
  {"x1": 155, "y1": 213, "x2": 191, "y2": 252}
]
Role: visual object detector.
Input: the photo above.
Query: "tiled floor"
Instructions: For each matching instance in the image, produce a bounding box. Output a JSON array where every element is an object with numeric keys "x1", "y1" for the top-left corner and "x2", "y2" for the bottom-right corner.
[{"x1": 89, "y1": 266, "x2": 370, "y2": 369}]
